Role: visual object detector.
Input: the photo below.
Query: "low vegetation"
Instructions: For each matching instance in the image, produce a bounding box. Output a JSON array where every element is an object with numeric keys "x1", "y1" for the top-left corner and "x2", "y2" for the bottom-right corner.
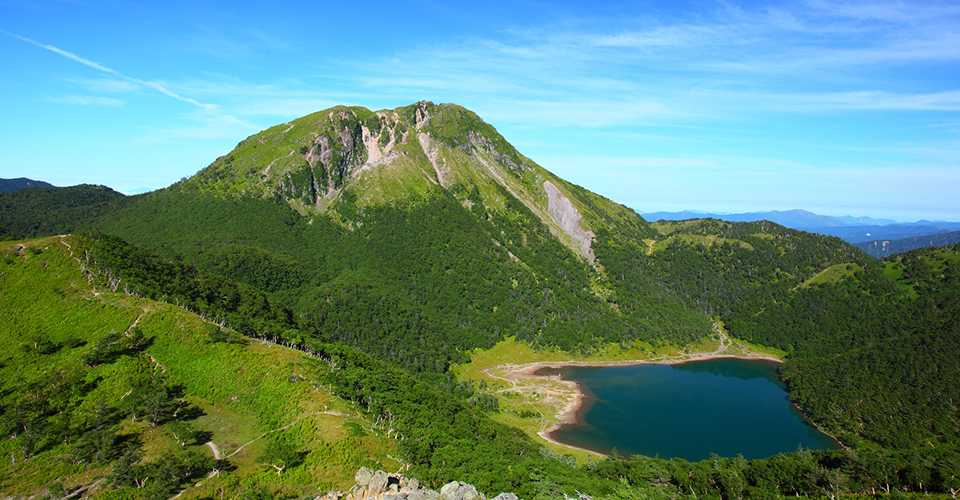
[{"x1": 0, "y1": 237, "x2": 397, "y2": 498}]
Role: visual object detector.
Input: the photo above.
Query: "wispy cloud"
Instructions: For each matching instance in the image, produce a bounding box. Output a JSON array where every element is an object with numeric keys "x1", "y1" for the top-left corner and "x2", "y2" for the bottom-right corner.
[
  {"x1": 5, "y1": 30, "x2": 261, "y2": 130},
  {"x1": 175, "y1": 26, "x2": 294, "y2": 60},
  {"x1": 325, "y1": 0, "x2": 960, "y2": 130},
  {"x1": 47, "y1": 95, "x2": 124, "y2": 106},
  {"x1": 64, "y1": 77, "x2": 142, "y2": 93}
]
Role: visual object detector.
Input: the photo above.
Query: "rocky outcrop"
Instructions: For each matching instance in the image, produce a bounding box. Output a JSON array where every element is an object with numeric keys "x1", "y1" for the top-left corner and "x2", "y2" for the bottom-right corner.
[
  {"x1": 543, "y1": 180, "x2": 595, "y2": 262},
  {"x1": 322, "y1": 467, "x2": 521, "y2": 500}
]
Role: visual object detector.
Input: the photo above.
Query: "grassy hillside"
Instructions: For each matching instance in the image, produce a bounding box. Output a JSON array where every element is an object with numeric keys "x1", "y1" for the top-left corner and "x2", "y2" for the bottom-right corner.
[{"x1": 0, "y1": 236, "x2": 397, "y2": 498}]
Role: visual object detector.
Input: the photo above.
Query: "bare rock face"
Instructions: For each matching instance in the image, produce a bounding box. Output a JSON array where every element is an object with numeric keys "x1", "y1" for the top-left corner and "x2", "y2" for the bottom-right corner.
[{"x1": 543, "y1": 180, "x2": 595, "y2": 262}]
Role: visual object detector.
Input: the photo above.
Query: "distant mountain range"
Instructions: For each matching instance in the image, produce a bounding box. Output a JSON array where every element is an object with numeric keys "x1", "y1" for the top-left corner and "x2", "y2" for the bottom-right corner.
[
  {"x1": 0, "y1": 177, "x2": 55, "y2": 192},
  {"x1": 642, "y1": 209, "x2": 960, "y2": 250},
  {"x1": 857, "y1": 230, "x2": 960, "y2": 258},
  {"x1": 643, "y1": 209, "x2": 863, "y2": 228}
]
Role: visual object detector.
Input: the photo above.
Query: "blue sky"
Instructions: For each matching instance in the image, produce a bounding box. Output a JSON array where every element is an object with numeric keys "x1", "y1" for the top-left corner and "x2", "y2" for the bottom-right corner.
[{"x1": 2, "y1": 0, "x2": 959, "y2": 221}]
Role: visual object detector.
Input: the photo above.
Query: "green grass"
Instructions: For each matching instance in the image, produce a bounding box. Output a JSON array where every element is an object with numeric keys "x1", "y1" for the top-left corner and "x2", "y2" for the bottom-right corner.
[
  {"x1": 650, "y1": 234, "x2": 754, "y2": 252},
  {"x1": 796, "y1": 262, "x2": 863, "y2": 290},
  {"x1": 0, "y1": 237, "x2": 397, "y2": 498}
]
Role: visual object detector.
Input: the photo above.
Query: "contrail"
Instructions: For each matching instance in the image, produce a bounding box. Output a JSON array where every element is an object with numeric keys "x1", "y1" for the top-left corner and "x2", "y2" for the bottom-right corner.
[{"x1": 5, "y1": 30, "x2": 259, "y2": 129}]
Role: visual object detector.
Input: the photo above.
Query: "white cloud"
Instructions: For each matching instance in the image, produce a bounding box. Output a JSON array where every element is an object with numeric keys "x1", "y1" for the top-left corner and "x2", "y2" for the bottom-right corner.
[
  {"x1": 7, "y1": 31, "x2": 260, "y2": 131},
  {"x1": 174, "y1": 26, "x2": 295, "y2": 60},
  {"x1": 64, "y1": 77, "x2": 142, "y2": 93},
  {"x1": 47, "y1": 95, "x2": 124, "y2": 106}
]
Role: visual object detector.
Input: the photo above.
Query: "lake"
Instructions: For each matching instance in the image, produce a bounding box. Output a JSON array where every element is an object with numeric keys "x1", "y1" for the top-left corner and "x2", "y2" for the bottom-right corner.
[{"x1": 538, "y1": 358, "x2": 841, "y2": 461}]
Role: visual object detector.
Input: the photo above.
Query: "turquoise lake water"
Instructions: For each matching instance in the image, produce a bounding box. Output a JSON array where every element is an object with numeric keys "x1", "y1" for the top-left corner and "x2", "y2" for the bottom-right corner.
[{"x1": 540, "y1": 358, "x2": 840, "y2": 461}]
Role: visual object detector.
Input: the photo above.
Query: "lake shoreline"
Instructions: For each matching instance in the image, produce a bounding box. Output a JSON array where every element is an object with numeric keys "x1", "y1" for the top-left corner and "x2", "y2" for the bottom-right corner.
[{"x1": 505, "y1": 354, "x2": 786, "y2": 455}]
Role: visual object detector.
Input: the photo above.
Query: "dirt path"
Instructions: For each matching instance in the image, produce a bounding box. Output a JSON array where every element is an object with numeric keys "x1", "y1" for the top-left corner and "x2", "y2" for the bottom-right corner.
[
  {"x1": 222, "y1": 410, "x2": 347, "y2": 459},
  {"x1": 59, "y1": 235, "x2": 105, "y2": 296},
  {"x1": 171, "y1": 410, "x2": 352, "y2": 499},
  {"x1": 206, "y1": 441, "x2": 222, "y2": 460},
  {"x1": 263, "y1": 149, "x2": 295, "y2": 175},
  {"x1": 59, "y1": 235, "x2": 79, "y2": 262}
]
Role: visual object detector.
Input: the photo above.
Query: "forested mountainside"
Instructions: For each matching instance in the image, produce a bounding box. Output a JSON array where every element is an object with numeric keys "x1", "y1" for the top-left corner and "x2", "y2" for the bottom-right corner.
[
  {"x1": 779, "y1": 244, "x2": 960, "y2": 448},
  {"x1": 0, "y1": 184, "x2": 124, "y2": 240},
  {"x1": 91, "y1": 102, "x2": 717, "y2": 375},
  {"x1": 5, "y1": 234, "x2": 959, "y2": 499},
  {"x1": 2, "y1": 102, "x2": 959, "y2": 497}
]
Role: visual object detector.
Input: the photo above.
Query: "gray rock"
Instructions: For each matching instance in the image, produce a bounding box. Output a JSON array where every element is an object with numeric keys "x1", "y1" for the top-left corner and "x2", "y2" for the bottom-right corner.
[
  {"x1": 406, "y1": 478, "x2": 420, "y2": 491},
  {"x1": 355, "y1": 466, "x2": 374, "y2": 487},
  {"x1": 492, "y1": 494, "x2": 519, "y2": 500},
  {"x1": 369, "y1": 470, "x2": 390, "y2": 495},
  {"x1": 440, "y1": 482, "x2": 460, "y2": 498},
  {"x1": 439, "y1": 481, "x2": 484, "y2": 500}
]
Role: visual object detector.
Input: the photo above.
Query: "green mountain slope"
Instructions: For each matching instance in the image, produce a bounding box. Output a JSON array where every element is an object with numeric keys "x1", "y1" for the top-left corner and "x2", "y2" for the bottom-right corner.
[
  {"x1": 780, "y1": 244, "x2": 960, "y2": 448},
  {"x1": 0, "y1": 234, "x2": 630, "y2": 498},
  {"x1": 6, "y1": 232, "x2": 959, "y2": 499},
  {"x1": 0, "y1": 236, "x2": 398, "y2": 498},
  {"x1": 188, "y1": 101, "x2": 639, "y2": 260},
  {"x1": 3, "y1": 98, "x2": 960, "y2": 497},
  {"x1": 83, "y1": 103, "x2": 958, "y2": 448},
  {"x1": 91, "y1": 102, "x2": 714, "y2": 372},
  {"x1": 0, "y1": 184, "x2": 124, "y2": 240}
]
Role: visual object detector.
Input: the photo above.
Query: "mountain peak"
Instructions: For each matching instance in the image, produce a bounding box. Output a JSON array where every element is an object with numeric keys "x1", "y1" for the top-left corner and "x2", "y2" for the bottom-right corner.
[{"x1": 182, "y1": 102, "x2": 622, "y2": 262}]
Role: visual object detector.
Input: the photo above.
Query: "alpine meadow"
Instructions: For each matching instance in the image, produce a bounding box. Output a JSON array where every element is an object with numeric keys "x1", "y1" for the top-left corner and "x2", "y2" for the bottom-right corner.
[{"x1": 1, "y1": 102, "x2": 958, "y2": 499}]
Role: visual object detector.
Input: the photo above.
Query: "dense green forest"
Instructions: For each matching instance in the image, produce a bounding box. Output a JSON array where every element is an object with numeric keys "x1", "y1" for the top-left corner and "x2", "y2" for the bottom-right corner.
[
  {"x1": 6, "y1": 233, "x2": 956, "y2": 499},
  {"x1": 779, "y1": 245, "x2": 960, "y2": 449},
  {"x1": 90, "y1": 183, "x2": 714, "y2": 375},
  {"x1": 0, "y1": 184, "x2": 124, "y2": 239}
]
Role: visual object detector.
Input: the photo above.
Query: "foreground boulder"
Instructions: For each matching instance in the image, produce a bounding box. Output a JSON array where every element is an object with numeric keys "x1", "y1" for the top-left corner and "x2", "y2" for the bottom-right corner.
[{"x1": 323, "y1": 467, "x2": 521, "y2": 500}]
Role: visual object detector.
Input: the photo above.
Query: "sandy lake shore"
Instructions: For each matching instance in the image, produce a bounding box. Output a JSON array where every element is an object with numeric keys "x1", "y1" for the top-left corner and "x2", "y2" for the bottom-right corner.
[{"x1": 501, "y1": 352, "x2": 785, "y2": 453}]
